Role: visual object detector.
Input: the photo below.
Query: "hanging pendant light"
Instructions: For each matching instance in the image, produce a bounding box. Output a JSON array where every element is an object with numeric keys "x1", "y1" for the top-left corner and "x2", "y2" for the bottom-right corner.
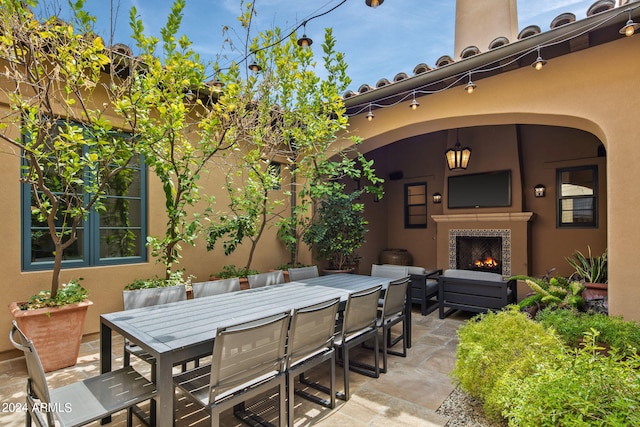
[
  {"x1": 297, "y1": 22, "x2": 313, "y2": 47},
  {"x1": 464, "y1": 72, "x2": 476, "y2": 94},
  {"x1": 532, "y1": 46, "x2": 547, "y2": 70},
  {"x1": 620, "y1": 10, "x2": 640, "y2": 37},
  {"x1": 366, "y1": 104, "x2": 374, "y2": 121},
  {"x1": 409, "y1": 91, "x2": 420, "y2": 110},
  {"x1": 445, "y1": 129, "x2": 472, "y2": 170},
  {"x1": 365, "y1": 0, "x2": 384, "y2": 8},
  {"x1": 248, "y1": 55, "x2": 261, "y2": 73}
]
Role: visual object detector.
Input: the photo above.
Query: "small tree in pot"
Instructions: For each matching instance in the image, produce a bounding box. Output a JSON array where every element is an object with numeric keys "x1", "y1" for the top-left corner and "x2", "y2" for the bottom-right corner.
[
  {"x1": 1, "y1": 2, "x2": 142, "y2": 371},
  {"x1": 303, "y1": 191, "x2": 367, "y2": 272}
]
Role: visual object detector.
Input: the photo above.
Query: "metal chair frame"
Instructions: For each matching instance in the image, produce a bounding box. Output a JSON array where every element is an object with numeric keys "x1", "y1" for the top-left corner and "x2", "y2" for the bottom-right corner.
[
  {"x1": 192, "y1": 277, "x2": 241, "y2": 298},
  {"x1": 377, "y1": 277, "x2": 410, "y2": 373},
  {"x1": 286, "y1": 297, "x2": 340, "y2": 426},
  {"x1": 333, "y1": 285, "x2": 382, "y2": 400},
  {"x1": 247, "y1": 270, "x2": 285, "y2": 288},
  {"x1": 173, "y1": 312, "x2": 290, "y2": 427},
  {"x1": 287, "y1": 265, "x2": 319, "y2": 281},
  {"x1": 10, "y1": 321, "x2": 156, "y2": 427}
]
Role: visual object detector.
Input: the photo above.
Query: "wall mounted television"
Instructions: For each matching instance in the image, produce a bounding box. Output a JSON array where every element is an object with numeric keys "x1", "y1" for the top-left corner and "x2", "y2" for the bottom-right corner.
[{"x1": 447, "y1": 170, "x2": 512, "y2": 209}]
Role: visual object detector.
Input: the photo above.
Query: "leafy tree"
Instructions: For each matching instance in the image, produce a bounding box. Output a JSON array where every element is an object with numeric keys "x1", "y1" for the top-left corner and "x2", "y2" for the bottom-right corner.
[
  {"x1": 206, "y1": 4, "x2": 382, "y2": 269},
  {"x1": 0, "y1": 0, "x2": 140, "y2": 299},
  {"x1": 122, "y1": 0, "x2": 238, "y2": 277}
]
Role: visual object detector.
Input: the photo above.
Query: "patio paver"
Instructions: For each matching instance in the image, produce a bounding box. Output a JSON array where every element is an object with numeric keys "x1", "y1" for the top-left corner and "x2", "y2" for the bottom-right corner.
[{"x1": 0, "y1": 309, "x2": 470, "y2": 426}]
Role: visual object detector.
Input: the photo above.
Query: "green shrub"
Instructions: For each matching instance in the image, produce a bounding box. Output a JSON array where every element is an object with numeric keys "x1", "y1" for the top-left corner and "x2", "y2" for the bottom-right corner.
[
  {"x1": 498, "y1": 330, "x2": 640, "y2": 426},
  {"x1": 536, "y1": 308, "x2": 640, "y2": 358},
  {"x1": 20, "y1": 279, "x2": 88, "y2": 309},
  {"x1": 452, "y1": 306, "x2": 563, "y2": 419},
  {"x1": 213, "y1": 264, "x2": 259, "y2": 279},
  {"x1": 124, "y1": 271, "x2": 192, "y2": 290}
]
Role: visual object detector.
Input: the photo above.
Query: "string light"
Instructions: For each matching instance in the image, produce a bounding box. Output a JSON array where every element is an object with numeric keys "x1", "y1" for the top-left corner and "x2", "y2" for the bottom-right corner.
[
  {"x1": 619, "y1": 9, "x2": 640, "y2": 36},
  {"x1": 532, "y1": 46, "x2": 547, "y2": 70},
  {"x1": 365, "y1": 0, "x2": 384, "y2": 8},
  {"x1": 366, "y1": 104, "x2": 374, "y2": 121},
  {"x1": 464, "y1": 73, "x2": 476, "y2": 94},
  {"x1": 409, "y1": 91, "x2": 420, "y2": 110},
  {"x1": 346, "y1": 5, "x2": 638, "y2": 118}
]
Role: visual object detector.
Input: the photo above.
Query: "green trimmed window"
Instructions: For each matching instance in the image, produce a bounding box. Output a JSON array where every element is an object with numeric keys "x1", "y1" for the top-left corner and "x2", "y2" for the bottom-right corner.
[{"x1": 22, "y1": 124, "x2": 147, "y2": 271}]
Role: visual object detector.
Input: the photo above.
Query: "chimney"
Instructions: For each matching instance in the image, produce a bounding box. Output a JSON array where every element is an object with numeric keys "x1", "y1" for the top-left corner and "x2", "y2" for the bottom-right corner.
[{"x1": 454, "y1": 0, "x2": 519, "y2": 60}]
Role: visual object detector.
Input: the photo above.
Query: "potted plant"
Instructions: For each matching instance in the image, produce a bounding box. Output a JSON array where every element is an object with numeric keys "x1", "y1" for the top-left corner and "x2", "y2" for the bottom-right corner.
[
  {"x1": 303, "y1": 191, "x2": 368, "y2": 273},
  {"x1": 2, "y1": 4, "x2": 140, "y2": 371},
  {"x1": 210, "y1": 265, "x2": 259, "y2": 290},
  {"x1": 566, "y1": 246, "x2": 608, "y2": 301}
]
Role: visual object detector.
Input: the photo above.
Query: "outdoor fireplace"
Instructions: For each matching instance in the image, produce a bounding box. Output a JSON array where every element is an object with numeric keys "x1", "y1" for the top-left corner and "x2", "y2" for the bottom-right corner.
[
  {"x1": 456, "y1": 236, "x2": 502, "y2": 274},
  {"x1": 445, "y1": 228, "x2": 514, "y2": 277}
]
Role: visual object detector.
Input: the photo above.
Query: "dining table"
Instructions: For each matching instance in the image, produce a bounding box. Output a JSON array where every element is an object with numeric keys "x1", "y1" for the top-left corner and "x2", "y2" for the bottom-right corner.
[{"x1": 100, "y1": 274, "x2": 390, "y2": 427}]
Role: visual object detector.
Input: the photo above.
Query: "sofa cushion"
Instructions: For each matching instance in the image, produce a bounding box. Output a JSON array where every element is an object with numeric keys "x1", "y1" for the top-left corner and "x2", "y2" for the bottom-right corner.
[
  {"x1": 442, "y1": 269, "x2": 504, "y2": 282},
  {"x1": 382, "y1": 264, "x2": 426, "y2": 275}
]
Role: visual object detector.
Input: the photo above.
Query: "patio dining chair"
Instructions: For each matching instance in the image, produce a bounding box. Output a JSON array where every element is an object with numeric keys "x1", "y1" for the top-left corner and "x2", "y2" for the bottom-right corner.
[
  {"x1": 376, "y1": 276, "x2": 410, "y2": 373},
  {"x1": 122, "y1": 285, "x2": 188, "y2": 370},
  {"x1": 370, "y1": 264, "x2": 409, "y2": 279},
  {"x1": 287, "y1": 265, "x2": 319, "y2": 281},
  {"x1": 10, "y1": 321, "x2": 156, "y2": 427},
  {"x1": 173, "y1": 311, "x2": 290, "y2": 427},
  {"x1": 247, "y1": 270, "x2": 285, "y2": 288},
  {"x1": 286, "y1": 297, "x2": 340, "y2": 426},
  {"x1": 333, "y1": 284, "x2": 382, "y2": 400},
  {"x1": 192, "y1": 277, "x2": 241, "y2": 298}
]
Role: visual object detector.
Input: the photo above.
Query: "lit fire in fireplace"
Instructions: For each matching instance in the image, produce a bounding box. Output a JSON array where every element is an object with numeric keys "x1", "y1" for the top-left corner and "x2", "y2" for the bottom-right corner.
[{"x1": 474, "y1": 256, "x2": 499, "y2": 268}]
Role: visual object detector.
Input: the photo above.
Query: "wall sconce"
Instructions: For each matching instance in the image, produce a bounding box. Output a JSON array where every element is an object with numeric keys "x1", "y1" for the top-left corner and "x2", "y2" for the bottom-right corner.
[
  {"x1": 534, "y1": 184, "x2": 546, "y2": 197},
  {"x1": 445, "y1": 129, "x2": 472, "y2": 170},
  {"x1": 432, "y1": 192, "x2": 442, "y2": 204}
]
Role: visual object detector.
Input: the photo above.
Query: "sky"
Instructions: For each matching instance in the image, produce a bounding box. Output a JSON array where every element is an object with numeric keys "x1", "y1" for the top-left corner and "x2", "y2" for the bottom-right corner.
[{"x1": 38, "y1": 0, "x2": 597, "y2": 92}]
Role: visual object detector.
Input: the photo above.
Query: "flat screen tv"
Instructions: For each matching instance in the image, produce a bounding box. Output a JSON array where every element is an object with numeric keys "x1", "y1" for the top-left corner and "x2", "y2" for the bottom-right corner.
[{"x1": 447, "y1": 170, "x2": 512, "y2": 209}]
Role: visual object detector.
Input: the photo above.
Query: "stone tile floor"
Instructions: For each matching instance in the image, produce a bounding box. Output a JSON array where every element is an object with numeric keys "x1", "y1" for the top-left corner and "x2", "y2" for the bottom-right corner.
[{"x1": 0, "y1": 309, "x2": 471, "y2": 426}]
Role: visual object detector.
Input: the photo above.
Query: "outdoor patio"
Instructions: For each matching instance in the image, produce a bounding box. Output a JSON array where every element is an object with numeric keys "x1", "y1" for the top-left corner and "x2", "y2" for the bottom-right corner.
[{"x1": 0, "y1": 309, "x2": 471, "y2": 427}]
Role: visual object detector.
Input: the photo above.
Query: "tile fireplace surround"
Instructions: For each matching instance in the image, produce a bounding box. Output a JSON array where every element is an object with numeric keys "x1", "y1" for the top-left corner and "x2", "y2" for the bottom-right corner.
[{"x1": 433, "y1": 213, "x2": 534, "y2": 279}]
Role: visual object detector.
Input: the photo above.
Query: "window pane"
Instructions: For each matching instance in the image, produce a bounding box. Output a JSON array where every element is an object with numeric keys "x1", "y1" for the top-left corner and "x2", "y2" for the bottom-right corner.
[
  {"x1": 404, "y1": 182, "x2": 427, "y2": 228},
  {"x1": 31, "y1": 230, "x2": 83, "y2": 263},
  {"x1": 560, "y1": 170, "x2": 594, "y2": 197},
  {"x1": 560, "y1": 198, "x2": 594, "y2": 224},
  {"x1": 557, "y1": 165, "x2": 597, "y2": 228},
  {"x1": 100, "y1": 229, "x2": 142, "y2": 258},
  {"x1": 104, "y1": 168, "x2": 141, "y2": 198}
]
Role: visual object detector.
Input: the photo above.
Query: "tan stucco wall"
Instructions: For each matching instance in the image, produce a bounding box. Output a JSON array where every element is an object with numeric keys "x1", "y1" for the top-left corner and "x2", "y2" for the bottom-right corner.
[
  {"x1": 348, "y1": 34, "x2": 639, "y2": 320},
  {"x1": 455, "y1": 0, "x2": 519, "y2": 56},
  {"x1": 0, "y1": 89, "x2": 291, "y2": 356}
]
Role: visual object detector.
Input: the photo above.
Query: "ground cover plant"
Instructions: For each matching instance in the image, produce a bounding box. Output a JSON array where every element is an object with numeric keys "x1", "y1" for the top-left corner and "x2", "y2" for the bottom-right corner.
[
  {"x1": 536, "y1": 307, "x2": 640, "y2": 357},
  {"x1": 452, "y1": 306, "x2": 640, "y2": 426}
]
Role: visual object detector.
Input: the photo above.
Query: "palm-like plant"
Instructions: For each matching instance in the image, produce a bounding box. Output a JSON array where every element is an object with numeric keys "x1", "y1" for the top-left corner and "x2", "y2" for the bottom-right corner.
[{"x1": 566, "y1": 246, "x2": 607, "y2": 284}]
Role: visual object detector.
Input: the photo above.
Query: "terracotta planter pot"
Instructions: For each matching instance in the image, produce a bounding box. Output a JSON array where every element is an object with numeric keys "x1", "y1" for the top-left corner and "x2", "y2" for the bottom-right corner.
[
  {"x1": 9, "y1": 300, "x2": 93, "y2": 372},
  {"x1": 582, "y1": 282, "x2": 608, "y2": 301}
]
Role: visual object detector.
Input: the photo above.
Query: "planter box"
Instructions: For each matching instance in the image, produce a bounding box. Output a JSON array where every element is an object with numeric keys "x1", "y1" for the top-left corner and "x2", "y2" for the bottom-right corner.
[
  {"x1": 9, "y1": 300, "x2": 92, "y2": 372},
  {"x1": 209, "y1": 277, "x2": 250, "y2": 290},
  {"x1": 582, "y1": 282, "x2": 608, "y2": 301}
]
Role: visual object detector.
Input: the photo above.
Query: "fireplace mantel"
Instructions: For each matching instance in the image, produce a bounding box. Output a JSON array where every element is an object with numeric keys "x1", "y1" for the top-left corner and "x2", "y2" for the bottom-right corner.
[{"x1": 432, "y1": 212, "x2": 534, "y2": 223}]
